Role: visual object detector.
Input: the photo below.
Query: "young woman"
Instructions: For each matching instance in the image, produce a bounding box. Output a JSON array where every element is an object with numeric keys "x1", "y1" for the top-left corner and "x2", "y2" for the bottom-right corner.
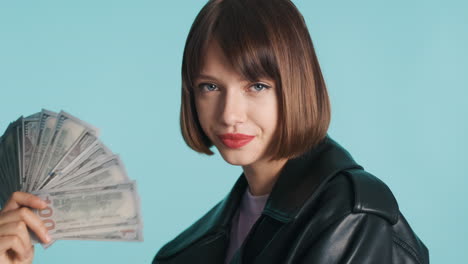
[
  {"x1": 0, "y1": 0, "x2": 429, "y2": 263},
  {"x1": 152, "y1": 0, "x2": 429, "y2": 263}
]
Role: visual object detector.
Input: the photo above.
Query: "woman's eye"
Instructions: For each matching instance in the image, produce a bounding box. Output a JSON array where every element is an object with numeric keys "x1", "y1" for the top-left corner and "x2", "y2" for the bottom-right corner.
[
  {"x1": 250, "y1": 83, "x2": 270, "y2": 92},
  {"x1": 197, "y1": 82, "x2": 270, "y2": 93},
  {"x1": 198, "y1": 83, "x2": 218, "y2": 92}
]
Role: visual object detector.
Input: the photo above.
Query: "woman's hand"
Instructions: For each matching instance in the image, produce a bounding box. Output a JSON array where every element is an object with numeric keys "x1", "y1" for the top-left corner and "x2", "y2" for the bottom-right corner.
[{"x1": 0, "y1": 192, "x2": 51, "y2": 264}]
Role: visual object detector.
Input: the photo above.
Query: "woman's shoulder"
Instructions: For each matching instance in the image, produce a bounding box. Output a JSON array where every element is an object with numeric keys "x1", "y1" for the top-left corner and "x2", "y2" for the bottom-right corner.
[
  {"x1": 292, "y1": 135, "x2": 399, "y2": 224},
  {"x1": 301, "y1": 167, "x2": 400, "y2": 231},
  {"x1": 326, "y1": 168, "x2": 400, "y2": 224},
  {"x1": 303, "y1": 168, "x2": 429, "y2": 263}
]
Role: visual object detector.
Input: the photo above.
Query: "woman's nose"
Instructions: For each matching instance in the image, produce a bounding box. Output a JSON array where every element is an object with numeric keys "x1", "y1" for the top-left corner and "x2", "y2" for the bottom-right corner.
[{"x1": 219, "y1": 90, "x2": 246, "y2": 126}]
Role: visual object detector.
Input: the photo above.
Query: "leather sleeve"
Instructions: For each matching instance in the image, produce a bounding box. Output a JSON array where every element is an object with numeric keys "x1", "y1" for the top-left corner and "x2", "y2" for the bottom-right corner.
[{"x1": 298, "y1": 213, "x2": 394, "y2": 264}]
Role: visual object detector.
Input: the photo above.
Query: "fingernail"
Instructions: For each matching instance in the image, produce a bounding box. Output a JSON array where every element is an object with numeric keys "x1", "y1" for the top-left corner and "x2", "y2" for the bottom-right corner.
[{"x1": 44, "y1": 233, "x2": 51, "y2": 243}]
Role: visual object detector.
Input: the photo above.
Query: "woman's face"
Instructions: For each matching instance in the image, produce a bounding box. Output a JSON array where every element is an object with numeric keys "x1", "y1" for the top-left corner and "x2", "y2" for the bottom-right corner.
[{"x1": 194, "y1": 41, "x2": 279, "y2": 167}]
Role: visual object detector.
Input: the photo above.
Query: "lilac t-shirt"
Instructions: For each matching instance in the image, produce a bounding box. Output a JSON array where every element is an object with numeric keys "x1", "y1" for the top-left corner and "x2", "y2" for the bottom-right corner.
[{"x1": 224, "y1": 187, "x2": 270, "y2": 264}]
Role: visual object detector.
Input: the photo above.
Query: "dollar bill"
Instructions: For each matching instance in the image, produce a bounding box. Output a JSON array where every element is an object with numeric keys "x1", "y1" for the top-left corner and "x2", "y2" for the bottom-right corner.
[
  {"x1": 31, "y1": 223, "x2": 143, "y2": 246},
  {"x1": 21, "y1": 114, "x2": 41, "y2": 191},
  {"x1": 53, "y1": 155, "x2": 128, "y2": 189},
  {"x1": 27, "y1": 109, "x2": 58, "y2": 192},
  {"x1": 31, "y1": 181, "x2": 141, "y2": 243},
  {"x1": 59, "y1": 224, "x2": 143, "y2": 241},
  {"x1": 0, "y1": 135, "x2": 8, "y2": 205},
  {"x1": 17, "y1": 120, "x2": 24, "y2": 190},
  {"x1": 63, "y1": 141, "x2": 113, "y2": 177},
  {"x1": 39, "y1": 131, "x2": 98, "y2": 190},
  {"x1": 3, "y1": 118, "x2": 23, "y2": 194},
  {"x1": 34, "y1": 111, "x2": 99, "y2": 190},
  {"x1": 44, "y1": 139, "x2": 113, "y2": 189}
]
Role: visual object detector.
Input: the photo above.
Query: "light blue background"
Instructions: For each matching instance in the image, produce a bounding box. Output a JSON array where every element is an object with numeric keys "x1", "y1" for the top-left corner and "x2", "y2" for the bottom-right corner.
[{"x1": 0, "y1": 0, "x2": 466, "y2": 263}]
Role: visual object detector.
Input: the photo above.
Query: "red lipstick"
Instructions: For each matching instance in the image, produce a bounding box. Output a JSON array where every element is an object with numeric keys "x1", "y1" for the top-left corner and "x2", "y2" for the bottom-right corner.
[{"x1": 218, "y1": 133, "x2": 255, "y2": 149}]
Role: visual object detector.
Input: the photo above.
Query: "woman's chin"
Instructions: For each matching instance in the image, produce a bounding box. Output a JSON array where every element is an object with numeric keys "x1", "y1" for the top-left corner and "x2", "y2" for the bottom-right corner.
[
  {"x1": 220, "y1": 155, "x2": 249, "y2": 166},
  {"x1": 217, "y1": 150, "x2": 255, "y2": 166}
]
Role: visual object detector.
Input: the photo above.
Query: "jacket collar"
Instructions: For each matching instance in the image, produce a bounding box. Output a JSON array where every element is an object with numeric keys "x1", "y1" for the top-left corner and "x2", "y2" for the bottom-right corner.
[
  {"x1": 156, "y1": 134, "x2": 363, "y2": 260},
  {"x1": 263, "y1": 134, "x2": 363, "y2": 222}
]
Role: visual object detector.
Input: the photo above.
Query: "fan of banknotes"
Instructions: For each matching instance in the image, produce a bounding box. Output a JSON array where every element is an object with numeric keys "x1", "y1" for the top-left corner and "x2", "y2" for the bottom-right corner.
[{"x1": 0, "y1": 109, "x2": 143, "y2": 247}]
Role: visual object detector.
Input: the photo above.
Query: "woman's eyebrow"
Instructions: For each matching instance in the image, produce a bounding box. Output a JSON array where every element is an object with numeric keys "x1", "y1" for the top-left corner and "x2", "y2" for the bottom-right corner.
[
  {"x1": 196, "y1": 74, "x2": 218, "y2": 80},
  {"x1": 196, "y1": 74, "x2": 274, "y2": 84},
  {"x1": 196, "y1": 74, "x2": 248, "y2": 83}
]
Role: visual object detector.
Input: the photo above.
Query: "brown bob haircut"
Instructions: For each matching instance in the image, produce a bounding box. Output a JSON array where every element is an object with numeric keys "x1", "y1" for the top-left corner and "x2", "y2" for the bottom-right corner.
[{"x1": 180, "y1": 0, "x2": 331, "y2": 160}]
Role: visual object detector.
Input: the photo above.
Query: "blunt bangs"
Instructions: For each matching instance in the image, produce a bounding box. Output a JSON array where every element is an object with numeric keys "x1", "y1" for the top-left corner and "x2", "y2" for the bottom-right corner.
[{"x1": 184, "y1": 0, "x2": 281, "y2": 91}]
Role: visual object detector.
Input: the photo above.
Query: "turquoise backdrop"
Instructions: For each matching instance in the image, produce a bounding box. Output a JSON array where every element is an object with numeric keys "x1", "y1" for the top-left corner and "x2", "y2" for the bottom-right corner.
[{"x1": 0, "y1": 0, "x2": 466, "y2": 263}]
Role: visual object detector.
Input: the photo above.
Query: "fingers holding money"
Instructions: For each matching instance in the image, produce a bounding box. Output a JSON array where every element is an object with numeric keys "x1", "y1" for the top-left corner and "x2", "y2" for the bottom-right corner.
[
  {"x1": 0, "y1": 193, "x2": 50, "y2": 263},
  {"x1": 0, "y1": 192, "x2": 51, "y2": 247},
  {"x1": 2, "y1": 192, "x2": 47, "y2": 212},
  {"x1": 0, "y1": 208, "x2": 51, "y2": 245},
  {"x1": 0, "y1": 221, "x2": 33, "y2": 248}
]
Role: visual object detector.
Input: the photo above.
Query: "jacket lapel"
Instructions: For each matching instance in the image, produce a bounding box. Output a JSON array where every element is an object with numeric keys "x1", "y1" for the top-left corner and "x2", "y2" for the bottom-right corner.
[{"x1": 238, "y1": 135, "x2": 363, "y2": 263}]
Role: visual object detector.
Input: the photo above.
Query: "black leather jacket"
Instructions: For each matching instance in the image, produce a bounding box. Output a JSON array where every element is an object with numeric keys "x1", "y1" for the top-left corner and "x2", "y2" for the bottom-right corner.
[{"x1": 153, "y1": 135, "x2": 429, "y2": 263}]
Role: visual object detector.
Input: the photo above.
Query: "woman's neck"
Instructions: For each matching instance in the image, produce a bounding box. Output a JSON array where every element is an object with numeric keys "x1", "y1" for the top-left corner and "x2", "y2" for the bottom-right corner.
[{"x1": 242, "y1": 158, "x2": 288, "y2": 196}]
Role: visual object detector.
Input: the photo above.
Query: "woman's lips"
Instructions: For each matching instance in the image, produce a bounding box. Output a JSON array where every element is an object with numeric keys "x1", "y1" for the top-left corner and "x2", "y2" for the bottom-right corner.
[{"x1": 217, "y1": 133, "x2": 255, "y2": 149}]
